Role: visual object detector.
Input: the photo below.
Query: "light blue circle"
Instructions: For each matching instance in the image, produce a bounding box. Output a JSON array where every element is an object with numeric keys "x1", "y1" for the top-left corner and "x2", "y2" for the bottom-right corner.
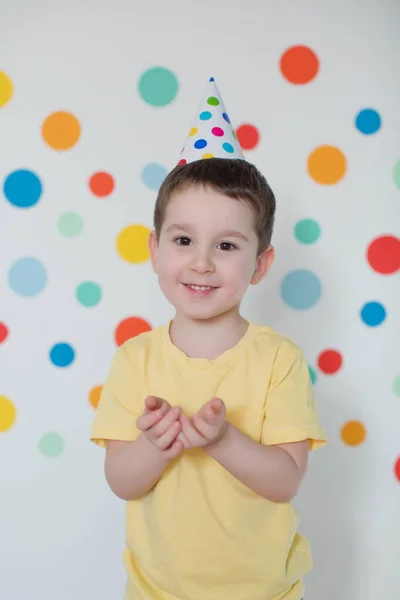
[
  {"x1": 281, "y1": 269, "x2": 322, "y2": 310},
  {"x1": 200, "y1": 111, "x2": 212, "y2": 121},
  {"x1": 360, "y1": 301, "x2": 386, "y2": 327},
  {"x1": 141, "y1": 163, "x2": 167, "y2": 191},
  {"x1": 8, "y1": 258, "x2": 47, "y2": 297},
  {"x1": 355, "y1": 109, "x2": 381, "y2": 135},
  {"x1": 222, "y1": 142, "x2": 234, "y2": 154},
  {"x1": 3, "y1": 169, "x2": 42, "y2": 208},
  {"x1": 50, "y1": 343, "x2": 75, "y2": 367}
]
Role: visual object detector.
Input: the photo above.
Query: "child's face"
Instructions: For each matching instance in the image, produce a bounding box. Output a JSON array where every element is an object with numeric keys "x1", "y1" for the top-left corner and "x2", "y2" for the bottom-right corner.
[{"x1": 149, "y1": 185, "x2": 274, "y2": 321}]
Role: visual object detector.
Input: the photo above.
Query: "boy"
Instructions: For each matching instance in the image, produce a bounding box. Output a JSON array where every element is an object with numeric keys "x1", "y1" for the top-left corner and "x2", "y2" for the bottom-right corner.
[{"x1": 91, "y1": 78, "x2": 327, "y2": 600}]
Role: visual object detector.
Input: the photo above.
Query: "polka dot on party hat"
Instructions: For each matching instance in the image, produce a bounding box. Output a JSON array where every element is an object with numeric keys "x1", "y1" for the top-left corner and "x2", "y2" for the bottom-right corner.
[
  {"x1": 295, "y1": 219, "x2": 321, "y2": 244},
  {"x1": 341, "y1": 421, "x2": 366, "y2": 447},
  {"x1": 0, "y1": 322, "x2": 9, "y2": 343},
  {"x1": 360, "y1": 301, "x2": 386, "y2": 327},
  {"x1": 38, "y1": 432, "x2": 64, "y2": 457},
  {"x1": 57, "y1": 211, "x2": 84, "y2": 238},
  {"x1": 3, "y1": 169, "x2": 42, "y2": 209},
  {"x1": 89, "y1": 172, "x2": 115, "y2": 197},
  {"x1": 395, "y1": 457, "x2": 400, "y2": 482},
  {"x1": 117, "y1": 224, "x2": 150, "y2": 263},
  {"x1": 8, "y1": 257, "x2": 47, "y2": 297},
  {"x1": 308, "y1": 145, "x2": 347, "y2": 184},
  {"x1": 138, "y1": 66, "x2": 179, "y2": 107},
  {"x1": 236, "y1": 124, "x2": 260, "y2": 150},
  {"x1": 355, "y1": 108, "x2": 381, "y2": 135},
  {"x1": 49, "y1": 343, "x2": 75, "y2": 367},
  {"x1": 76, "y1": 282, "x2": 102, "y2": 307},
  {"x1": 89, "y1": 385, "x2": 102, "y2": 409},
  {"x1": 367, "y1": 235, "x2": 400, "y2": 274},
  {"x1": 115, "y1": 316, "x2": 152, "y2": 347},
  {"x1": 317, "y1": 349, "x2": 343, "y2": 374},
  {"x1": 280, "y1": 45, "x2": 319, "y2": 84},
  {"x1": 42, "y1": 111, "x2": 81, "y2": 150},
  {"x1": 141, "y1": 163, "x2": 167, "y2": 191},
  {"x1": 281, "y1": 269, "x2": 321, "y2": 310},
  {"x1": 0, "y1": 395, "x2": 16, "y2": 432},
  {"x1": 0, "y1": 71, "x2": 13, "y2": 107},
  {"x1": 308, "y1": 366, "x2": 317, "y2": 385}
]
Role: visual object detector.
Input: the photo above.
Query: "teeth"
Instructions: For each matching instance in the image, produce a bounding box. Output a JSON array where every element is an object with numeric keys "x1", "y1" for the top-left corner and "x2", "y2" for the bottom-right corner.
[{"x1": 187, "y1": 284, "x2": 212, "y2": 291}]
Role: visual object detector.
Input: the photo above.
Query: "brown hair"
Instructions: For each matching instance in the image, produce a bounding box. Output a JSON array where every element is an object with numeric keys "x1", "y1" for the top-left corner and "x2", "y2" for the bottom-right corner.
[{"x1": 154, "y1": 158, "x2": 276, "y2": 254}]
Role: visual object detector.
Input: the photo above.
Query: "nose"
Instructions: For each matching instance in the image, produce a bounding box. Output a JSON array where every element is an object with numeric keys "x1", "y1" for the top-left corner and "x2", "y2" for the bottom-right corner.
[{"x1": 190, "y1": 247, "x2": 215, "y2": 274}]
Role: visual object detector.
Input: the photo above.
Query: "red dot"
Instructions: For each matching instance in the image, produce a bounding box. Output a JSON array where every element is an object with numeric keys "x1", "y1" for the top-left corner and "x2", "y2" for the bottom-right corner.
[
  {"x1": 317, "y1": 349, "x2": 343, "y2": 374},
  {"x1": 280, "y1": 45, "x2": 319, "y2": 84},
  {"x1": 0, "y1": 322, "x2": 8, "y2": 343},
  {"x1": 395, "y1": 457, "x2": 400, "y2": 482},
  {"x1": 236, "y1": 124, "x2": 260, "y2": 150},
  {"x1": 212, "y1": 127, "x2": 224, "y2": 137},
  {"x1": 115, "y1": 316, "x2": 152, "y2": 347},
  {"x1": 178, "y1": 159, "x2": 187, "y2": 165},
  {"x1": 367, "y1": 235, "x2": 400, "y2": 275},
  {"x1": 89, "y1": 172, "x2": 115, "y2": 197}
]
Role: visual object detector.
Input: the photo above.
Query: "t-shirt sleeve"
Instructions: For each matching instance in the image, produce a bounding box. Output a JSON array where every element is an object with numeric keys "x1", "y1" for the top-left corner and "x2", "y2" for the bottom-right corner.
[
  {"x1": 261, "y1": 340, "x2": 327, "y2": 451},
  {"x1": 90, "y1": 344, "x2": 143, "y2": 448}
]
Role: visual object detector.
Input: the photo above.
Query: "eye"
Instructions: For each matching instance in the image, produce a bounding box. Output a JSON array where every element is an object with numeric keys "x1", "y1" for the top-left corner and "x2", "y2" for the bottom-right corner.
[
  {"x1": 218, "y1": 242, "x2": 237, "y2": 251},
  {"x1": 175, "y1": 236, "x2": 192, "y2": 246}
]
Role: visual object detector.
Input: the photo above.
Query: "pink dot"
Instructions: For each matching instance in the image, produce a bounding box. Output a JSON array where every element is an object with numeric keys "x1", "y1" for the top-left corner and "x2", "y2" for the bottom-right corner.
[
  {"x1": 212, "y1": 127, "x2": 224, "y2": 137},
  {"x1": 178, "y1": 159, "x2": 187, "y2": 165}
]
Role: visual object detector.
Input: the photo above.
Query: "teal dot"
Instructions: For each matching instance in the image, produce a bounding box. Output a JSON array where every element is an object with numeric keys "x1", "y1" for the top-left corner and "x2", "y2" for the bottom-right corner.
[
  {"x1": 8, "y1": 257, "x2": 47, "y2": 297},
  {"x1": 222, "y1": 142, "x2": 234, "y2": 154},
  {"x1": 39, "y1": 432, "x2": 64, "y2": 457},
  {"x1": 200, "y1": 111, "x2": 212, "y2": 120},
  {"x1": 141, "y1": 163, "x2": 167, "y2": 191},
  {"x1": 295, "y1": 219, "x2": 321, "y2": 244},
  {"x1": 281, "y1": 269, "x2": 322, "y2": 310},
  {"x1": 308, "y1": 366, "x2": 317, "y2": 385},
  {"x1": 393, "y1": 375, "x2": 400, "y2": 397},
  {"x1": 138, "y1": 67, "x2": 179, "y2": 107},
  {"x1": 76, "y1": 281, "x2": 102, "y2": 307},
  {"x1": 57, "y1": 212, "x2": 84, "y2": 238}
]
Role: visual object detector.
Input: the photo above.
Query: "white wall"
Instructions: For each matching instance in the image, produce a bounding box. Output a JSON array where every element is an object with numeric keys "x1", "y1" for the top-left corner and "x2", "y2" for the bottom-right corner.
[{"x1": 1, "y1": 1, "x2": 399, "y2": 599}]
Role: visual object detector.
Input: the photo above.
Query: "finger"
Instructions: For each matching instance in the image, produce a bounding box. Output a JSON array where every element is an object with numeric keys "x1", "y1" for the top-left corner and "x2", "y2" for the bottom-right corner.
[
  {"x1": 192, "y1": 414, "x2": 216, "y2": 438},
  {"x1": 181, "y1": 414, "x2": 205, "y2": 445},
  {"x1": 211, "y1": 397, "x2": 225, "y2": 414},
  {"x1": 155, "y1": 420, "x2": 182, "y2": 450},
  {"x1": 177, "y1": 430, "x2": 190, "y2": 449},
  {"x1": 144, "y1": 396, "x2": 162, "y2": 413},
  {"x1": 152, "y1": 406, "x2": 181, "y2": 438},
  {"x1": 164, "y1": 439, "x2": 184, "y2": 459},
  {"x1": 136, "y1": 408, "x2": 164, "y2": 431}
]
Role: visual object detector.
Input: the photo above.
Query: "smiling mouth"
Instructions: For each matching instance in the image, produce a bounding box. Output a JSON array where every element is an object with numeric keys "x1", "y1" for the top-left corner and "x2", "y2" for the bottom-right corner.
[{"x1": 183, "y1": 283, "x2": 217, "y2": 292}]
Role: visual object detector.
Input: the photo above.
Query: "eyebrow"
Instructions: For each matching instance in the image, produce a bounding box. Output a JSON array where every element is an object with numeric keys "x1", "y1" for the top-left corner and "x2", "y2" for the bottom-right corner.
[{"x1": 165, "y1": 223, "x2": 249, "y2": 242}]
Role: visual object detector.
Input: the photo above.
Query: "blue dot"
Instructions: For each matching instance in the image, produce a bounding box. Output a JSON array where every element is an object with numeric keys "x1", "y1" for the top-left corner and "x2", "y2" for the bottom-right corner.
[
  {"x1": 222, "y1": 113, "x2": 231, "y2": 123},
  {"x1": 50, "y1": 343, "x2": 75, "y2": 367},
  {"x1": 281, "y1": 270, "x2": 322, "y2": 310},
  {"x1": 3, "y1": 169, "x2": 42, "y2": 208},
  {"x1": 355, "y1": 109, "x2": 381, "y2": 135},
  {"x1": 360, "y1": 301, "x2": 386, "y2": 327},
  {"x1": 194, "y1": 139, "x2": 207, "y2": 149},
  {"x1": 199, "y1": 111, "x2": 212, "y2": 121},
  {"x1": 8, "y1": 258, "x2": 47, "y2": 297},
  {"x1": 141, "y1": 163, "x2": 167, "y2": 191},
  {"x1": 222, "y1": 142, "x2": 234, "y2": 154}
]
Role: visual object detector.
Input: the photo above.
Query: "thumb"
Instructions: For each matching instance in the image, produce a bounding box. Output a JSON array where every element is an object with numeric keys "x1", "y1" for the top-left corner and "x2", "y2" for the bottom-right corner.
[
  {"x1": 211, "y1": 397, "x2": 225, "y2": 415},
  {"x1": 144, "y1": 396, "x2": 161, "y2": 412}
]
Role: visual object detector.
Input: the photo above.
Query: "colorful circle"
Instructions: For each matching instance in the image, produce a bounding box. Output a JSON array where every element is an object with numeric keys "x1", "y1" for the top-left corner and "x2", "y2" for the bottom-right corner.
[
  {"x1": 3, "y1": 169, "x2": 42, "y2": 209},
  {"x1": 395, "y1": 457, "x2": 400, "y2": 482},
  {"x1": 317, "y1": 349, "x2": 343, "y2": 374},
  {"x1": 0, "y1": 396, "x2": 16, "y2": 432},
  {"x1": 281, "y1": 269, "x2": 321, "y2": 310},
  {"x1": 8, "y1": 258, "x2": 47, "y2": 297},
  {"x1": 194, "y1": 139, "x2": 207, "y2": 150},
  {"x1": 280, "y1": 45, "x2": 319, "y2": 84},
  {"x1": 178, "y1": 159, "x2": 187, "y2": 165},
  {"x1": 76, "y1": 282, "x2": 102, "y2": 307},
  {"x1": 308, "y1": 146, "x2": 347, "y2": 185},
  {"x1": 138, "y1": 67, "x2": 179, "y2": 107},
  {"x1": 295, "y1": 219, "x2": 321, "y2": 244},
  {"x1": 50, "y1": 343, "x2": 75, "y2": 367},
  {"x1": 355, "y1": 109, "x2": 381, "y2": 135},
  {"x1": 0, "y1": 322, "x2": 8, "y2": 343},
  {"x1": 394, "y1": 160, "x2": 400, "y2": 190},
  {"x1": 212, "y1": 127, "x2": 224, "y2": 137},
  {"x1": 38, "y1": 432, "x2": 64, "y2": 457},
  {"x1": 393, "y1": 375, "x2": 400, "y2": 397},
  {"x1": 360, "y1": 301, "x2": 386, "y2": 327},
  {"x1": 341, "y1": 421, "x2": 366, "y2": 446},
  {"x1": 42, "y1": 111, "x2": 81, "y2": 150},
  {"x1": 200, "y1": 111, "x2": 212, "y2": 120},
  {"x1": 89, "y1": 385, "x2": 103, "y2": 409},
  {"x1": 202, "y1": 153, "x2": 214, "y2": 159},
  {"x1": 222, "y1": 113, "x2": 231, "y2": 123},
  {"x1": 367, "y1": 235, "x2": 400, "y2": 275},
  {"x1": 207, "y1": 96, "x2": 219, "y2": 106},
  {"x1": 141, "y1": 163, "x2": 167, "y2": 191},
  {"x1": 116, "y1": 224, "x2": 150, "y2": 263},
  {"x1": 308, "y1": 366, "x2": 317, "y2": 385},
  {"x1": 236, "y1": 124, "x2": 260, "y2": 150},
  {"x1": 0, "y1": 71, "x2": 13, "y2": 107},
  {"x1": 89, "y1": 172, "x2": 115, "y2": 197},
  {"x1": 57, "y1": 212, "x2": 84, "y2": 238},
  {"x1": 222, "y1": 142, "x2": 234, "y2": 154},
  {"x1": 189, "y1": 127, "x2": 198, "y2": 137},
  {"x1": 115, "y1": 317, "x2": 152, "y2": 347}
]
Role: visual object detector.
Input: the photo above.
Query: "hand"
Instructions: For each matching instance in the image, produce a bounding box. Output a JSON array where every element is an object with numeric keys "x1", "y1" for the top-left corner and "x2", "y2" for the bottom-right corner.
[
  {"x1": 177, "y1": 398, "x2": 228, "y2": 449},
  {"x1": 136, "y1": 396, "x2": 183, "y2": 459}
]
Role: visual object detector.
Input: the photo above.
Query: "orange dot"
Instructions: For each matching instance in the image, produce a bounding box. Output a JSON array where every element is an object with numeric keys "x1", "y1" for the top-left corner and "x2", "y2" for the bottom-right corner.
[
  {"x1": 236, "y1": 124, "x2": 260, "y2": 150},
  {"x1": 115, "y1": 316, "x2": 152, "y2": 347},
  {"x1": 308, "y1": 145, "x2": 347, "y2": 185},
  {"x1": 89, "y1": 172, "x2": 115, "y2": 197},
  {"x1": 42, "y1": 111, "x2": 81, "y2": 150},
  {"x1": 280, "y1": 45, "x2": 319, "y2": 84},
  {"x1": 89, "y1": 385, "x2": 102, "y2": 409},
  {"x1": 341, "y1": 421, "x2": 366, "y2": 446}
]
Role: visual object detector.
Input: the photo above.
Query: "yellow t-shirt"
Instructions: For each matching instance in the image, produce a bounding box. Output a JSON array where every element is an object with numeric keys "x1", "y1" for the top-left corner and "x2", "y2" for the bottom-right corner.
[{"x1": 91, "y1": 321, "x2": 327, "y2": 600}]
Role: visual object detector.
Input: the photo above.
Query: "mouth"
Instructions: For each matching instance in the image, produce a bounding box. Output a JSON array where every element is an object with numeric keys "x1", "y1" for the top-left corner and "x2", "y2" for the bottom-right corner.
[{"x1": 182, "y1": 283, "x2": 218, "y2": 296}]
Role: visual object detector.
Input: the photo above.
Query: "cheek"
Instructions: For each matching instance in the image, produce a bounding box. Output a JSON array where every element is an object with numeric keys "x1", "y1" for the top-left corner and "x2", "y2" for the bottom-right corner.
[{"x1": 223, "y1": 255, "x2": 255, "y2": 286}]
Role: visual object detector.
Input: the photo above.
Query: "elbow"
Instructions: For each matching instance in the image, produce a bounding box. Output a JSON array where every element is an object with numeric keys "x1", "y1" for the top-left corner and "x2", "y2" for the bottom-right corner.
[{"x1": 261, "y1": 482, "x2": 300, "y2": 504}]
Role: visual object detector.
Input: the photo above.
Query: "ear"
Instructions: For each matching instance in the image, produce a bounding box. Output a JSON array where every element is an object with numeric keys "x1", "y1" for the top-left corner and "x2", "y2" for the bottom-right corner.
[
  {"x1": 250, "y1": 246, "x2": 275, "y2": 285},
  {"x1": 148, "y1": 230, "x2": 159, "y2": 274}
]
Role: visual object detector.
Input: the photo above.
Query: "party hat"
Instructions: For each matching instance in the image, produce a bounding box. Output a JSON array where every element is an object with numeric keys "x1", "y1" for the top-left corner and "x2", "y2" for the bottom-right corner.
[{"x1": 178, "y1": 77, "x2": 245, "y2": 165}]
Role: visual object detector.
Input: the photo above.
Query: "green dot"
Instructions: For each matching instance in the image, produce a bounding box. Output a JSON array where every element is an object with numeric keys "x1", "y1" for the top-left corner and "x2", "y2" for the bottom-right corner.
[
  {"x1": 393, "y1": 375, "x2": 400, "y2": 397},
  {"x1": 39, "y1": 432, "x2": 64, "y2": 457},
  {"x1": 295, "y1": 219, "x2": 321, "y2": 244},
  {"x1": 58, "y1": 212, "x2": 84, "y2": 238},
  {"x1": 308, "y1": 365, "x2": 317, "y2": 385},
  {"x1": 207, "y1": 96, "x2": 220, "y2": 106},
  {"x1": 138, "y1": 67, "x2": 179, "y2": 107},
  {"x1": 393, "y1": 160, "x2": 400, "y2": 190},
  {"x1": 76, "y1": 281, "x2": 102, "y2": 307}
]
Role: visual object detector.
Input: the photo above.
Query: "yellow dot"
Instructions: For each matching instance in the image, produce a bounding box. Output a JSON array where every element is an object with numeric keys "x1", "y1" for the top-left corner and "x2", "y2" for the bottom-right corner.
[
  {"x1": 341, "y1": 420, "x2": 366, "y2": 446},
  {"x1": 0, "y1": 71, "x2": 13, "y2": 107},
  {"x1": 308, "y1": 145, "x2": 347, "y2": 185},
  {"x1": 0, "y1": 396, "x2": 17, "y2": 432},
  {"x1": 202, "y1": 153, "x2": 214, "y2": 159},
  {"x1": 42, "y1": 111, "x2": 81, "y2": 150},
  {"x1": 189, "y1": 127, "x2": 198, "y2": 137},
  {"x1": 89, "y1": 385, "x2": 102, "y2": 409},
  {"x1": 117, "y1": 224, "x2": 150, "y2": 263}
]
